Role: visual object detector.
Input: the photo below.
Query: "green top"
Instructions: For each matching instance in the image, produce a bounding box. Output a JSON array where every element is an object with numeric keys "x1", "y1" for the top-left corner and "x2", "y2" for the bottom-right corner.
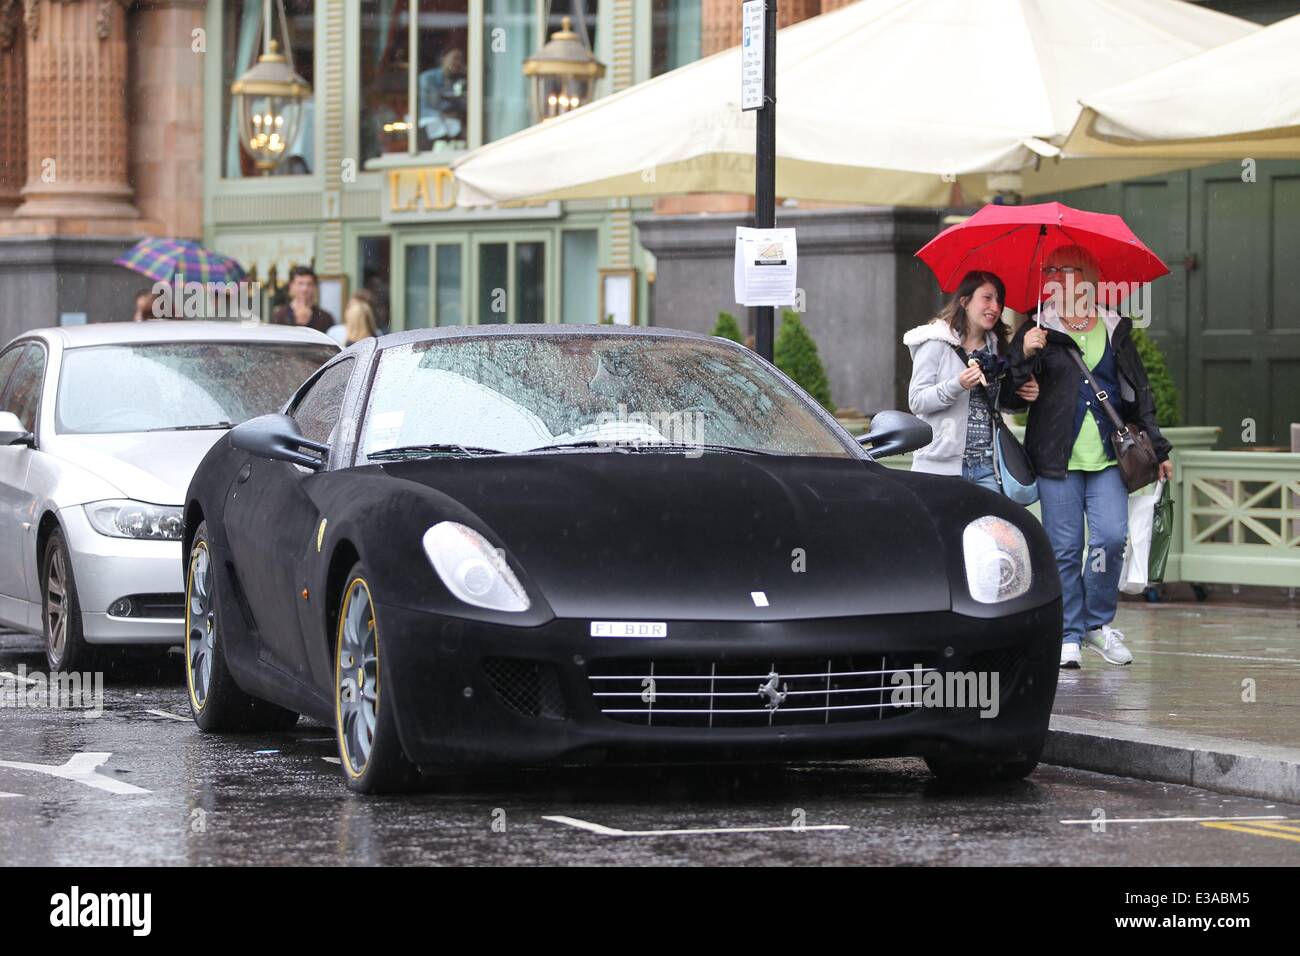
[{"x1": 1067, "y1": 320, "x2": 1112, "y2": 472}]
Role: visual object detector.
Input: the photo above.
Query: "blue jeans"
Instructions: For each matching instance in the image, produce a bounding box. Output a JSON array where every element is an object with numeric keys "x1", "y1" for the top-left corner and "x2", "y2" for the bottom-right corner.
[
  {"x1": 962, "y1": 457, "x2": 1000, "y2": 493},
  {"x1": 1037, "y1": 467, "x2": 1128, "y2": 646}
]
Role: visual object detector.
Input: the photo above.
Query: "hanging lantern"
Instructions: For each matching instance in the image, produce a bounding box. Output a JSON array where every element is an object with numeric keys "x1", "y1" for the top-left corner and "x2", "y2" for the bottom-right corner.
[
  {"x1": 523, "y1": 16, "x2": 606, "y2": 124},
  {"x1": 231, "y1": 1, "x2": 311, "y2": 174}
]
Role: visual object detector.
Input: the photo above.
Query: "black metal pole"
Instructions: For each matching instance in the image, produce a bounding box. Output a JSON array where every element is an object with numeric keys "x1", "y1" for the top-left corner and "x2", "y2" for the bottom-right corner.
[{"x1": 753, "y1": 0, "x2": 777, "y2": 361}]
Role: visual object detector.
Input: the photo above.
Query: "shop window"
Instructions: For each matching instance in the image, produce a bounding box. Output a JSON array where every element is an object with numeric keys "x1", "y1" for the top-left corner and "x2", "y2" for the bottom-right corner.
[
  {"x1": 436, "y1": 245, "x2": 464, "y2": 325},
  {"x1": 651, "y1": 0, "x2": 700, "y2": 77},
  {"x1": 483, "y1": 0, "x2": 535, "y2": 143},
  {"x1": 359, "y1": 236, "x2": 393, "y2": 333},
  {"x1": 222, "y1": 0, "x2": 316, "y2": 178},
  {"x1": 405, "y1": 244, "x2": 432, "y2": 329},
  {"x1": 561, "y1": 230, "x2": 598, "y2": 324},
  {"x1": 360, "y1": 1, "x2": 471, "y2": 161},
  {"x1": 360, "y1": 0, "x2": 551, "y2": 162},
  {"x1": 478, "y1": 243, "x2": 510, "y2": 324}
]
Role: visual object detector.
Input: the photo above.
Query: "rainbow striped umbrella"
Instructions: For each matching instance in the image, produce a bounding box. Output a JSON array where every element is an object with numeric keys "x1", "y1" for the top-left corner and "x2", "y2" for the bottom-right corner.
[{"x1": 115, "y1": 237, "x2": 248, "y2": 284}]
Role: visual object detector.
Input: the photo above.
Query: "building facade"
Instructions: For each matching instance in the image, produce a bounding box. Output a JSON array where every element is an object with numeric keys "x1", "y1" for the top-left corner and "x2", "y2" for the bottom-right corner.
[
  {"x1": 1, "y1": 0, "x2": 1294, "y2": 446},
  {"x1": 203, "y1": 0, "x2": 712, "y2": 333},
  {"x1": 0, "y1": 0, "x2": 205, "y2": 338}
]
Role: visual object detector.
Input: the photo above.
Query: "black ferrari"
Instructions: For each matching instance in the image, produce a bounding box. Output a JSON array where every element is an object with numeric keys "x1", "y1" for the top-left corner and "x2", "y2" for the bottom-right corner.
[{"x1": 182, "y1": 326, "x2": 1062, "y2": 792}]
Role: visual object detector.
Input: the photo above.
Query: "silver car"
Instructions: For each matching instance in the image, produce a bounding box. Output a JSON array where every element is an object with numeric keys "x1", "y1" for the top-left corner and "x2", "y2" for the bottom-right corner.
[{"x1": 0, "y1": 321, "x2": 339, "y2": 671}]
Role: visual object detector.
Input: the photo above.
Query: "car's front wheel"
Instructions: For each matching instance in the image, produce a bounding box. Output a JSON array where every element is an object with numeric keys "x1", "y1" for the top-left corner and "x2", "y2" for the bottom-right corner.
[
  {"x1": 43, "y1": 529, "x2": 95, "y2": 674},
  {"x1": 185, "y1": 522, "x2": 299, "y2": 732},
  {"x1": 924, "y1": 743, "x2": 1042, "y2": 785},
  {"x1": 334, "y1": 565, "x2": 419, "y2": 793}
]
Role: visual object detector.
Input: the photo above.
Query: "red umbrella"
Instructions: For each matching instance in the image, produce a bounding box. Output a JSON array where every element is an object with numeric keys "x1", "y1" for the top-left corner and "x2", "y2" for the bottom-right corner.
[{"x1": 916, "y1": 202, "x2": 1168, "y2": 314}]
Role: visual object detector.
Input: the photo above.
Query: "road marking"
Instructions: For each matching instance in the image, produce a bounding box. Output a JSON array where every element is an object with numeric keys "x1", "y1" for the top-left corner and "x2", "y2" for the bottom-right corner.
[
  {"x1": 0, "y1": 791, "x2": 19, "y2": 798},
  {"x1": 322, "y1": 757, "x2": 341, "y2": 765},
  {"x1": 144, "y1": 709, "x2": 190, "y2": 722},
  {"x1": 1138, "y1": 650, "x2": 1300, "y2": 664},
  {"x1": 0, "y1": 753, "x2": 151, "y2": 795},
  {"x1": 544, "y1": 815, "x2": 848, "y2": 837},
  {"x1": 1200, "y1": 820, "x2": 1300, "y2": 844},
  {"x1": 1060, "y1": 815, "x2": 1286, "y2": 825},
  {"x1": 0, "y1": 670, "x2": 37, "y2": 685}
]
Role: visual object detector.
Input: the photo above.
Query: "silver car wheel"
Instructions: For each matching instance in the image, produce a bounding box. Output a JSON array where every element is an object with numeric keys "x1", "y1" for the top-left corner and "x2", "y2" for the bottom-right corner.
[
  {"x1": 337, "y1": 579, "x2": 378, "y2": 775},
  {"x1": 45, "y1": 546, "x2": 68, "y2": 660},
  {"x1": 186, "y1": 543, "x2": 215, "y2": 710}
]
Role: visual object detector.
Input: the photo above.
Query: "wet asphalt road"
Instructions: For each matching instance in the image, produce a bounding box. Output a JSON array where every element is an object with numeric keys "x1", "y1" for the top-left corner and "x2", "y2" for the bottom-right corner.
[{"x1": 2, "y1": 632, "x2": 1298, "y2": 866}]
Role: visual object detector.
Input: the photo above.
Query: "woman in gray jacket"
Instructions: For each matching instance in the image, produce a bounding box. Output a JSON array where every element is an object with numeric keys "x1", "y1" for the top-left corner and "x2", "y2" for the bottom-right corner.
[{"x1": 903, "y1": 271, "x2": 1038, "y2": 490}]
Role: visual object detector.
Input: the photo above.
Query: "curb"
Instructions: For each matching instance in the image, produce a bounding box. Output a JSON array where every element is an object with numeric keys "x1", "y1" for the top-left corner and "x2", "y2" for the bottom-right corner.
[{"x1": 1045, "y1": 715, "x2": 1300, "y2": 804}]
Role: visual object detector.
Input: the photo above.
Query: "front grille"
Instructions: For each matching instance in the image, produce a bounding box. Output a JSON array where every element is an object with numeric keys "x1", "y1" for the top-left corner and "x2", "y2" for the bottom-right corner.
[
  {"x1": 109, "y1": 593, "x2": 185, "y2": 619},
  {"x1": 588, "y1": 656, "x2": 939, "y2": 728},
  {"x1": 967, "y1": 647, "x2": 1025, "y2": 697},
  {"x1": 134, "y1": 593, "x2": 185, "y2": 619},
  {"x1": 483, "y1": 657, "x2": 569, "y2": 720}
]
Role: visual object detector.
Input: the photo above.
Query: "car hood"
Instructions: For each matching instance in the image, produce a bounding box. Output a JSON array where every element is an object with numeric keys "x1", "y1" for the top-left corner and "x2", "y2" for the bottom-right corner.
[
  {"x1": 383, "y1": 451, "x2": 952, "y2": 621},
  {"x1": 44, "y1": 430, "x2": 228, "y2": 505}
]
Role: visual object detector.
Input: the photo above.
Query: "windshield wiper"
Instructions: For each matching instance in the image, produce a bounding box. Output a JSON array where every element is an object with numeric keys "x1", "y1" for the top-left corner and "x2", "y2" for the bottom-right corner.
[
  {"x1": 523, "y1": 441, "x2": 775, "y2": 456},
  {"x1": 524, "y1": 440, "x2": 629, "y2": 454},
  {"x1": 149, "y1": 422, "x2": 234, "y2": 432},
  {"x1": 367, "y1": 443, "x2": 504, "y2": 460}
]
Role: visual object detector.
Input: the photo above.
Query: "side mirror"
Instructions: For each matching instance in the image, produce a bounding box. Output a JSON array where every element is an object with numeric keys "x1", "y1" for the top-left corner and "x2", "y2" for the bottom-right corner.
[
  {"x1": 229, "y1": 414, "x2": 328, "y2": 471},
  {"x1": 857, "y1": 410, "x2": 932, "y2": 459},
  {"x1": 0, "y1": 411, "x2": 34, "y2": 448}
]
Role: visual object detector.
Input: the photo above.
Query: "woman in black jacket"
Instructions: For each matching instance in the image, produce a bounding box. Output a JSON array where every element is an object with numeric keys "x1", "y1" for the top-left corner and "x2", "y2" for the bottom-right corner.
[{"x1": 1004, "y1": 245, "x2": 1173, "y2": 670}]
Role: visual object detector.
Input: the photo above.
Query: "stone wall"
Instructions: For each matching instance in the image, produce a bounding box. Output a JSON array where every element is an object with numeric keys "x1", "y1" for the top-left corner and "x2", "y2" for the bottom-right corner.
[{"x1": 635, "y1": 206, "x2": 943, "y2": 415}]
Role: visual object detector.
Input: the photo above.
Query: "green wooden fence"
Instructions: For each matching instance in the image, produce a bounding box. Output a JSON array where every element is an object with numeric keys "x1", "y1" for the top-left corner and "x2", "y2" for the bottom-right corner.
[{"x1": 856, "y1": 424, "x2": 1298, "y2": 589}]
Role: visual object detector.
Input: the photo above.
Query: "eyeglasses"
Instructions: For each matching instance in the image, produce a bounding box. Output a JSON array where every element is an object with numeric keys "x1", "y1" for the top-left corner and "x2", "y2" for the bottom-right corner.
[{"x1": 1043, "y1": 265, "x2": 1081, "y2": 275}]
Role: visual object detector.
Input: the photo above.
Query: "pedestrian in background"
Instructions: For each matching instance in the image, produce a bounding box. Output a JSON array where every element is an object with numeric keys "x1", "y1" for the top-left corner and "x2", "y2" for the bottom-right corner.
[
  {"x1": 132, "y1": 288, "x2": 160, "y2": 322},
  {"x1": 328, "y1": 294, "x2": 379, "y2": 347},
  {"x1": 903, "y1": 270, "x2": 1038, "y2": 490},
  {"x1": 271, "y1": 265, "x2": 334, "y2": 333},
  {"x1": 1005, "y1": 245, "x2": 1173, "y2": 670}
]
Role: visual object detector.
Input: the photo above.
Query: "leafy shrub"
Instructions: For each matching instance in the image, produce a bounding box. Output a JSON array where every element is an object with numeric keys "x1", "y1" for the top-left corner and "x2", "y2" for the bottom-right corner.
[
  {"x1": 710, "y1": 311, "x2": 744, "y2": 343},
  {"x1": 774, "y1": 310, "x2": 833, "y2": 412},
  {"x1": 1131, "y1": 327, "x2": 1180, "y2": 428}
]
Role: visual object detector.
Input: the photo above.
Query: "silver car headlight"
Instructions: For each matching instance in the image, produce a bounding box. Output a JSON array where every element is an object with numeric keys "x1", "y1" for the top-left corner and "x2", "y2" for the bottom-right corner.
[
  {"x1": 962, "y1": 516, "x2": 1032, "y2": 603},
  {"x1": 85, "y1": 500, "x2": 184, "y2": 541},
  {"x1": 422, "y1": 521, "x2": 530, "y2": 613}
]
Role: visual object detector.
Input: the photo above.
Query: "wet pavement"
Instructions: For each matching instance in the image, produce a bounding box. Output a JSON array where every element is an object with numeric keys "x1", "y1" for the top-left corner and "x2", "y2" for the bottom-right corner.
[
  {"x1": 3, "y1": 627, "x2": 1299, "y2": 866},
  {"x1": 1054, "y1": 602, "x2": 1300, "y2": 749}
]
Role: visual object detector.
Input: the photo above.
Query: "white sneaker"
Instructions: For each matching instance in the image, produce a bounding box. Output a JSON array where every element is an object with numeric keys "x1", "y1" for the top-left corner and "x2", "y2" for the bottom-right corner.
[
  {"x1": 1059, "y1": 643, "x2": 1081, "y2": 669},
  {"x1": 1084, "y1": 624, "x2": 1133, "y2": 666}
]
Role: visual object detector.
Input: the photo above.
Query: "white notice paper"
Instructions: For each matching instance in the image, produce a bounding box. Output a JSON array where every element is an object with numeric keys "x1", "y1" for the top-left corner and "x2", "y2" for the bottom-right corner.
[{"x1": 734, "y1": 227, "x2": 797, "y2": 307}]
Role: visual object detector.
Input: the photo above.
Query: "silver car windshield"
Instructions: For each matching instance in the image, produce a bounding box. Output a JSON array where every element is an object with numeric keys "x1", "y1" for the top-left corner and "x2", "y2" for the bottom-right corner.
[
  {"x1": 56, "y1": 342, "x2": 338, "y2": 434},
  {"x1": 360, "y1": 336, "x2": 853, "y2": 458}
]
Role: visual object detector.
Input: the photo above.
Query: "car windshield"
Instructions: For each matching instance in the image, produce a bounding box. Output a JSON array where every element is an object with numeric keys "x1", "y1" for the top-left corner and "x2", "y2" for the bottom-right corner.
[
  {"x1": 360, "y1": 335, "x2": 853, "y2": 459},
  {"x1": 56, "y1": 342, "x2": 338, "y2": 434}
]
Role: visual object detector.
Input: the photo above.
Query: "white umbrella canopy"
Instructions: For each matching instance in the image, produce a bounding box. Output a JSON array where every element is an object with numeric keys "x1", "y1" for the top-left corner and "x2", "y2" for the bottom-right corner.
[
  {"x1": 452, "y1": 0, "x2": 1258, "y2": 208},
  {"x1": 1064, "y1": 12, "x2": 1300, "y2": 159}
]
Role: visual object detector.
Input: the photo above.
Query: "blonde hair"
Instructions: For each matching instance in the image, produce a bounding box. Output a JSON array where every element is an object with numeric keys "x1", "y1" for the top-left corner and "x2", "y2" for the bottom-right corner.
[
  {"x1": 1045, "y1": 244, "x2": 1101, "y2": 283},
  {"x1": 342, "y1": 295, "x2": 377, "y2": 345}
]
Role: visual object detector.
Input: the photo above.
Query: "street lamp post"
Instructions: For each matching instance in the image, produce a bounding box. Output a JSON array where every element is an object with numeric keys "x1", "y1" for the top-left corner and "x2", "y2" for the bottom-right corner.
[
  {"x1": 753, "y1": 0, "x2": 777, "y2": 361},
  {"x1": 230, "y1": 0, "x2": 311, "y2": 175}
]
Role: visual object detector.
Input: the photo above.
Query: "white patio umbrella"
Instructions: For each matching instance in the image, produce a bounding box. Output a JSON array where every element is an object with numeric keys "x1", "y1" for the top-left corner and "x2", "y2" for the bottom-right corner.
[
  {"x1": 1063, "y1": 12, "x2": 1300, "y2": 160},
  {"x1": 452, "y1": 0, "x2": 1258, "y2": 208}
]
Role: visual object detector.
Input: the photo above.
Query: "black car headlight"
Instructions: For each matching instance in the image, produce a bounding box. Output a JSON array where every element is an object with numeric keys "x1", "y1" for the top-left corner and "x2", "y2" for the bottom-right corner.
[
  {"x1": 962, "y1": 516, "x2": 1032, "y2": 603},
  {"x1": 85, "y1": 500, "x2": 184, "y2": 541},
  {"x1": 422, "y1": 521, "x2": 531, "y2": 613}
]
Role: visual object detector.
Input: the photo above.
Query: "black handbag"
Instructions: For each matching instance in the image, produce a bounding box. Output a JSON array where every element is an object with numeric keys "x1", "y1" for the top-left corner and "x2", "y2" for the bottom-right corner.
[
  {"x1": 952, "y1": 346, "x2": 1038, "y2": 504},
  {"x1": 1067, "y1": 347, "x2": 1160, "y2": 492}
]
